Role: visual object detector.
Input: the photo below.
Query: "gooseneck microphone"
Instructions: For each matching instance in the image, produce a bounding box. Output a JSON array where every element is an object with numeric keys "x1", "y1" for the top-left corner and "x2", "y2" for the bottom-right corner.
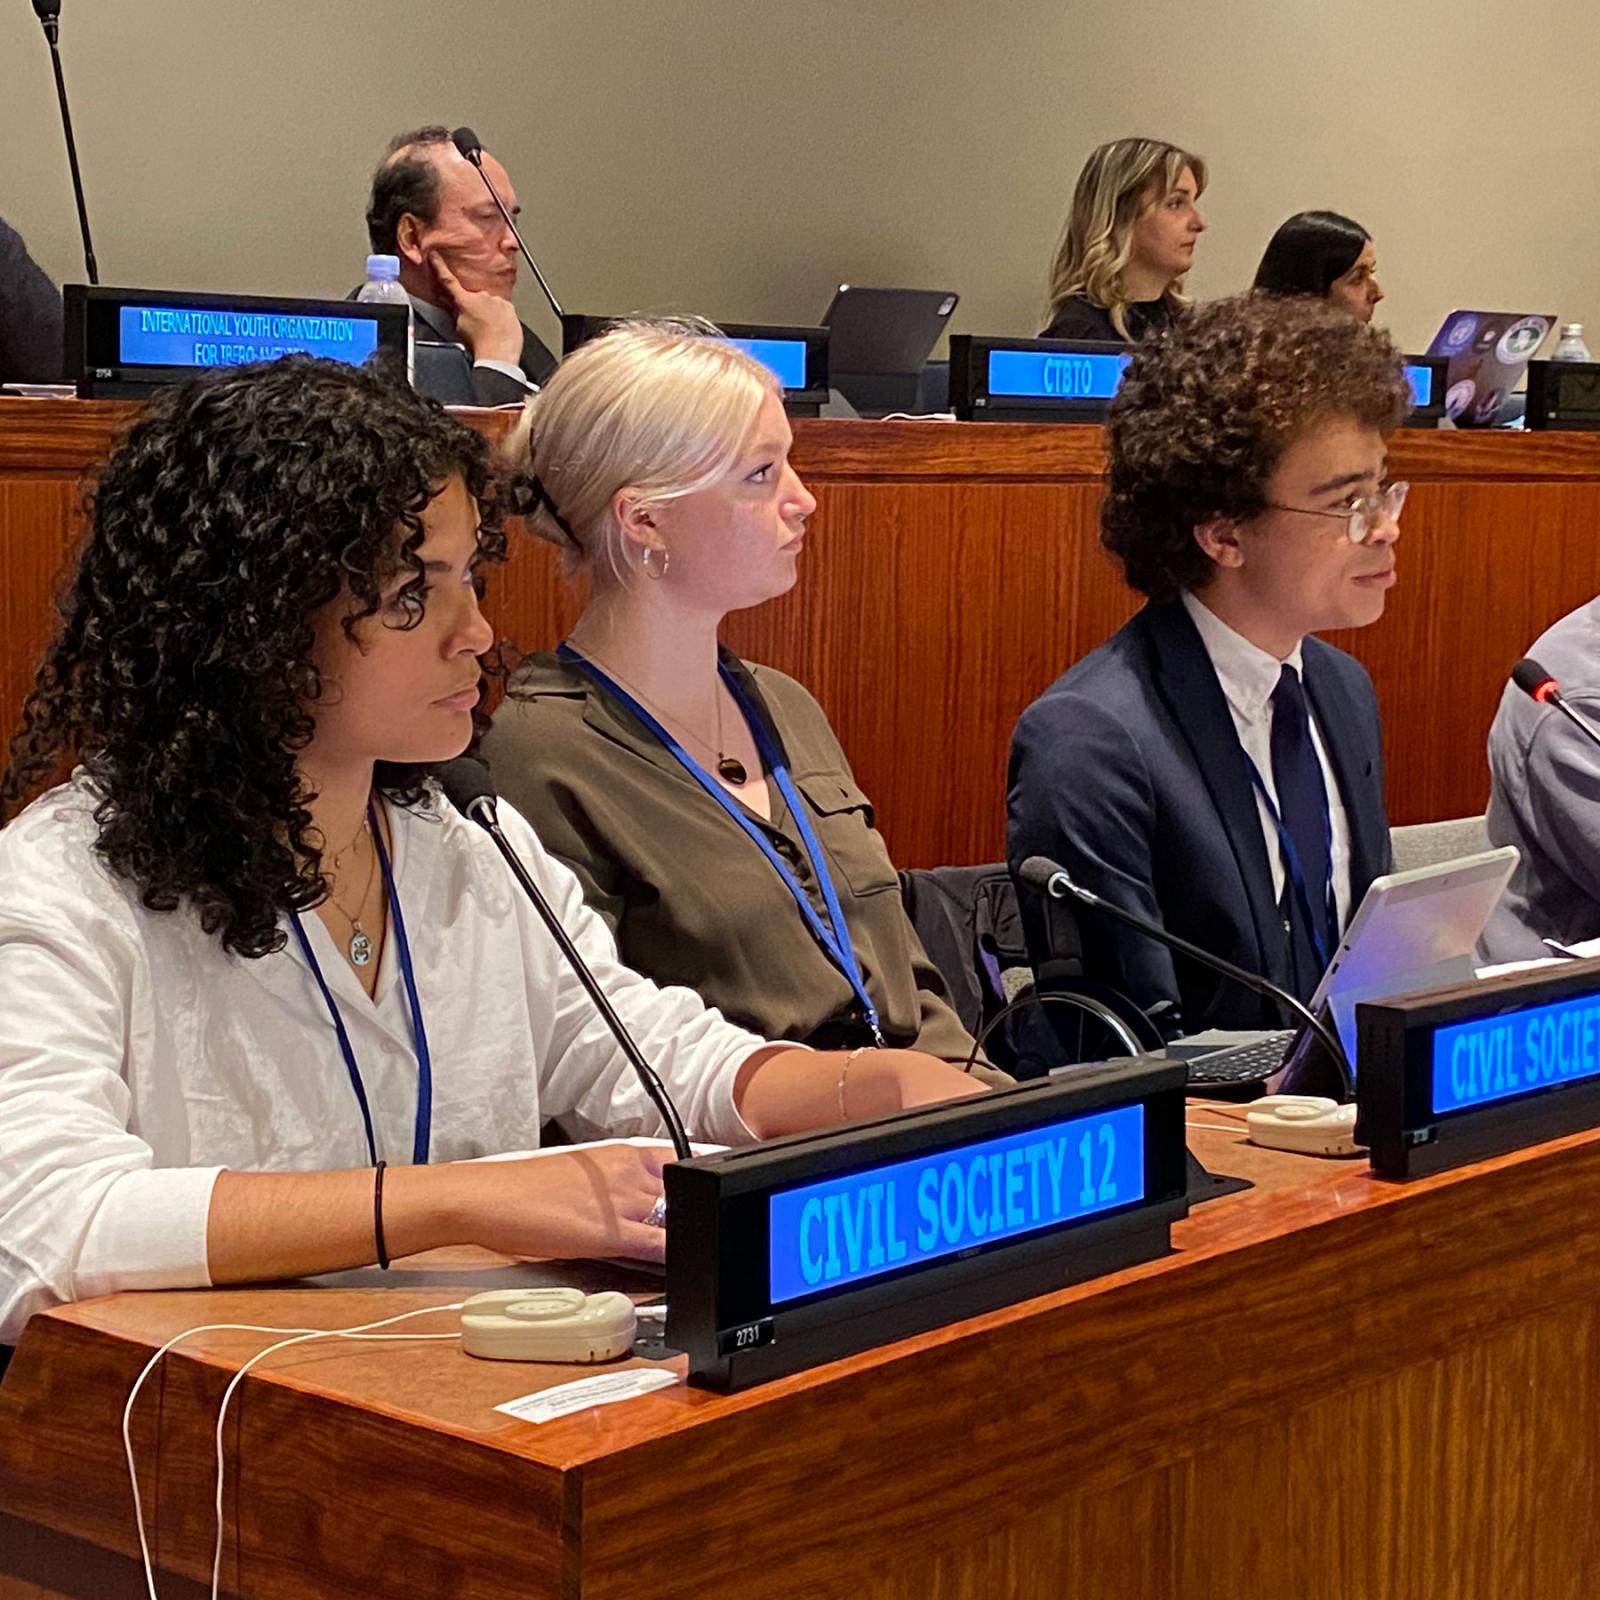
[
  {"x1": 1018, "y1": 855, "x2": 1355, "y2": 1100},
  {"x1": 449, "y1": 126, "x2": 563, "y2": 321},
  {"x1": 1511, "y1": 657, "x2": 1600, "y2": 756},
  {"x1": 438, "y1": 758, "x2": 692, "y2": 1160},
  {"x1": 31, "y1": 0, "x2": 99, "y2": 285}
]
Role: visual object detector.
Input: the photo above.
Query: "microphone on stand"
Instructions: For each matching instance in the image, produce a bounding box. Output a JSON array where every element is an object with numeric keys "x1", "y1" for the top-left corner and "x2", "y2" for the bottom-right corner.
[
  {"x1": 449, "y1": 126, "x2": 563, "y2": 321},
  {"x1": 31, "y1": 0, "x2": 99, "y2": 285},
  {"x1": 1018, "y1": 855, "x2": 1355, "y2": 1100},
  {"x1": 437, "y1": 757, "x2": 692, "y2": 1160},
  {"x1": 1511, "y1": 658, "x2": 1600, "y2": 755}
]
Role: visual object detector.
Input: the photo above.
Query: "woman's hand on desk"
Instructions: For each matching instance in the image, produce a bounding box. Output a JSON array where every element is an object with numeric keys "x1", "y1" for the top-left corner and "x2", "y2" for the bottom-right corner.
[
  {"x1": 390, "y1": 1145, "x2": 673, "y2": 1266},
  {"x1": 207, "y1": 1145, "x2": 674, "y2": 1282}
]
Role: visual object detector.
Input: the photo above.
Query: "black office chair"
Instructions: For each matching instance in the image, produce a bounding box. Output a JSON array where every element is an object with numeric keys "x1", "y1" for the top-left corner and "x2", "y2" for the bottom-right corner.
[{"x1": 898, "y1": 864, "x2": 1161, "y2": 1077}]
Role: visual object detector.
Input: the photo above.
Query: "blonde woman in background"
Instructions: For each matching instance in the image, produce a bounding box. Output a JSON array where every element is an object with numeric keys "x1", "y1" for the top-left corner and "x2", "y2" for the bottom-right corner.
[
  {"x1": 482, "y1": 322, "x2": 1002, "y2": 1079},
  {"x1": 1041, "y1": 137, "x2": 1207, "y2": 343}
]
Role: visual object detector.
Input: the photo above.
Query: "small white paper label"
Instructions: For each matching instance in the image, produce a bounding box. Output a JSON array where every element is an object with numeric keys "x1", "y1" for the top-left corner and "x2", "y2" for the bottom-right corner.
[{"x1": 495, "y1": 1367, "x2": 678, "y2": 1424}]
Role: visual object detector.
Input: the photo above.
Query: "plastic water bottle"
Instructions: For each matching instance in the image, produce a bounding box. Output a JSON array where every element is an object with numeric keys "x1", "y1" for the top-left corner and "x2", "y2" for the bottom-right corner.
[
  {"x1": 1553, "y1": 323, "x2": 1592, "y2": 363},
  {"x1": 356, "y1": 253, "x2": 414, "y2": 384}
]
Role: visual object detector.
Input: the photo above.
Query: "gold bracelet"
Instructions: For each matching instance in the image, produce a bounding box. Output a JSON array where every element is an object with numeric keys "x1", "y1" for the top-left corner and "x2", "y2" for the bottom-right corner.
[{"x1": 837, "y1": 1046, "x2": 869, "y2": 1121}]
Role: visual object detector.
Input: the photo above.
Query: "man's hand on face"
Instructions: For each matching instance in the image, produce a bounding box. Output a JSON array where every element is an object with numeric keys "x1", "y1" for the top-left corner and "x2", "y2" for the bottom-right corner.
[{"x1": 430, "y1": 252, "x2": 525, "y2": 367}]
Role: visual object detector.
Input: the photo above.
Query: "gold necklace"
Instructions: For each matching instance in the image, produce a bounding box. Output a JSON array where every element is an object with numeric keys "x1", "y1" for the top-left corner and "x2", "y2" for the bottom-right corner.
[
  {"x1": 324, "y1": 819, "x2": 380, "y2": 967},
  {"x1": 578, "y1": 647, "x2": 750, "y2": 785}
]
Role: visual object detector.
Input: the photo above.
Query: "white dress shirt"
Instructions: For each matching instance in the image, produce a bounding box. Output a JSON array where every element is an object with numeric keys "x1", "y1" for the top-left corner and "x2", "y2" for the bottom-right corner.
[
  {"x1": 1181, "y1": 592, "x2": 1353, "y2": 932},
  {"x1": 0, "y1": 781, "x2": 767, "y2": 1342}
]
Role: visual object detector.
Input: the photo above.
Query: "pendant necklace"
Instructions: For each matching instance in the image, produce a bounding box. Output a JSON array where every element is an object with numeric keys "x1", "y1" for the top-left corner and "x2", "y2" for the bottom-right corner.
[
  {"x1": 327, "y1": 817, "x2": 380, "y2": 967},
  {"x1": 580, "y1": 648, "x2": 748, "y2": 786}
]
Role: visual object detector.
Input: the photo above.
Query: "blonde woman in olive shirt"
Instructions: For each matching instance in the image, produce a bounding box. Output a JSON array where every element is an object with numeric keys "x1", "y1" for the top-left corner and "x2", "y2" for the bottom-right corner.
[{"x1": 483, "y1": 321, "x2": 982, "y2": 1067}]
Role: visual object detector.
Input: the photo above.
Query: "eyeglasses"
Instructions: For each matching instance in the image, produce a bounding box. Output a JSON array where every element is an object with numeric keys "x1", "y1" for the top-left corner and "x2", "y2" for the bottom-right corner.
[{"x1": 1262, "y1": 481, "x2": 1409, "y2": 545}]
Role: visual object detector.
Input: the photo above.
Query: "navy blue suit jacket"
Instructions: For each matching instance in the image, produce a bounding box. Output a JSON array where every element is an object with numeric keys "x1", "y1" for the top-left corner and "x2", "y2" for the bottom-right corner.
[{"x1": 1007, "y1": 600, "x2": 1393, "y2": 1032}]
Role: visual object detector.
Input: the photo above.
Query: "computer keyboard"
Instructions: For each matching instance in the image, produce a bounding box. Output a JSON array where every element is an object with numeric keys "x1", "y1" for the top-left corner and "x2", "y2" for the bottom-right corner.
[{"x1": 1182, "y1": 1029, "x2": 1296, "y2": 1088}]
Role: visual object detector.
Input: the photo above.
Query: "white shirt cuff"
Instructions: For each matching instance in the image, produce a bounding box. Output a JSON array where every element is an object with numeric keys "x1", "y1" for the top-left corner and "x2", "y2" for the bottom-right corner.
[
  {"x1": 72, "y1": 1165, "x2": 223, "y2": 1299},
  {"x1": 472, "y1": 358, "x2": 535, "y2": 388}
]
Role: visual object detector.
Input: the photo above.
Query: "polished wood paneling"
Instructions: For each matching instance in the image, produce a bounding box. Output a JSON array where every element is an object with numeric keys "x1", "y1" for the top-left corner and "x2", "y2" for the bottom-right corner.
[
  {"x1": 4, "y1": 1122, "x2": 1600, "y2": 1598},
  {"x1": 7, "y1": 400, "x2": 1600, "y2": 864}
]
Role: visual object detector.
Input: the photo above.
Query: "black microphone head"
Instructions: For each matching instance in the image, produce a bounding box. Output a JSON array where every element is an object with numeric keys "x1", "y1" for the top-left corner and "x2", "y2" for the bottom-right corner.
[
  {"x1": 450, "y1": 126, "x2": 484, "y2": 164},
  {"x1": 32, "y1": 0, "x2": 61, "y2": 20},
  {"x1": 437, "y1": 756, "x2": 497, "y2": 821},
  {"x1": 1512, "y1": 657, "x2": 1559, "y2": 703},
  {"x1": 1018, "y1": 856, "x2": 1067, "y2": 894}
]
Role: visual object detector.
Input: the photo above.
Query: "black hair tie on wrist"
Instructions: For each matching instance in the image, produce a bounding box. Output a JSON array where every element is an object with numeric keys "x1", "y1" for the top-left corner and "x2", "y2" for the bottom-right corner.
[{"x1": 373, "y1": 1159, "x2": 391, "y2": 1271}]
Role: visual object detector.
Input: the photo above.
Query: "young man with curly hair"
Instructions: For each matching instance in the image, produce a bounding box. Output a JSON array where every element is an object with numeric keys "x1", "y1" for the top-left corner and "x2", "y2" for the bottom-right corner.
[
  {"x1": 0, "y1": 357, "x2": 980, "y2": 1345},
  {"x1": 1008, "y1": 294, "x2": 1411, "y2": 1037}
]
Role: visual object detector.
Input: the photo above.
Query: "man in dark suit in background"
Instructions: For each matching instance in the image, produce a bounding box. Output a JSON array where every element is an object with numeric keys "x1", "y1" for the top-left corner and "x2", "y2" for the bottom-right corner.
[
  {"x1": 364, "y1": 126, "x2": 557, "y2": 406},
  {"x1": 0, "y1": 215, "x2": 65, "y2": 384},
  {"x1": 1008, "y1": 294, "x2": 1411, "y2": 1035}
]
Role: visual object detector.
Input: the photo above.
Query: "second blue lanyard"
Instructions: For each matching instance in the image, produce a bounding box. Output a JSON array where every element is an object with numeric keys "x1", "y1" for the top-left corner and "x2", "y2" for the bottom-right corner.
[
  {"x1": 560, "y1": 644, "x2": 885, "y2": 1047},
  {"x1": 291, "y1": 799, "x2": 434, "y2": 1168}
]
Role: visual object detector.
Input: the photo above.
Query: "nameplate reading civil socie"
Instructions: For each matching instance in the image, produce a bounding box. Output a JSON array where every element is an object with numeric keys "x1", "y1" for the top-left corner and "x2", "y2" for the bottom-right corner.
[
  {"x1": 665, "y1": 1058, "x2": 1188, "y2": 1391},
  {"x1": 1357, "y1": 957, "x2": 1600, "y2": 1176}
]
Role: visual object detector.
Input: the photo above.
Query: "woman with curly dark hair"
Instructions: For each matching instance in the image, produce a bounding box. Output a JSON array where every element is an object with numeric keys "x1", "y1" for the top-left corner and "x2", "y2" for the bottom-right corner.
[
  {"x1": 1008, "y1": 294, "x2": 1411, "y2": 1036},
  {"x1": 0, "y1": 356, "x2": 980, "y2": 1343}
]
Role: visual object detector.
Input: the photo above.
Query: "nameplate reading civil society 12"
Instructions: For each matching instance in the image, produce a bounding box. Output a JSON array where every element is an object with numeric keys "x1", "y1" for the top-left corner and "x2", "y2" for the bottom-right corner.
[{"x1": 664, "y1": 1059, "x2": 1188, "y2": 1391}]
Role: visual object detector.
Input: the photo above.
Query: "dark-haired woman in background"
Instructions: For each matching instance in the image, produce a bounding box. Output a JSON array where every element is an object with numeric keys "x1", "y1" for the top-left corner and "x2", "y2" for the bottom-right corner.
[
  {"x1": 0, "y1": 356, "x2": 982, "y2": 1344},
  {"x1": 1253, "y1": 211, "x2": 1384, "y2": 323},
  {"x1": 1041, "y1": 137, "x2": 1207, "y2": 343}
]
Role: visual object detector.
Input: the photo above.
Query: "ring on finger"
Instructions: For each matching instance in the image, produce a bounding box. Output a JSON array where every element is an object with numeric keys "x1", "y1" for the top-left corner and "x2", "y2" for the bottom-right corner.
[{"x1": 643, "y1": 1195, "x2": 668, "y2": 1229}]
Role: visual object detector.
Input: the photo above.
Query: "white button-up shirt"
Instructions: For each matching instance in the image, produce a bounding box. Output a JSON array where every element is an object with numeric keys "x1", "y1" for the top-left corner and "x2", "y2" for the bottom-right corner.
[
  {"x1": 1181, "y1": 592, "x2": 1353, "y2": 931},
  {"x1": 0, "y1": 781, "x2": 766, "y2": 1342}
]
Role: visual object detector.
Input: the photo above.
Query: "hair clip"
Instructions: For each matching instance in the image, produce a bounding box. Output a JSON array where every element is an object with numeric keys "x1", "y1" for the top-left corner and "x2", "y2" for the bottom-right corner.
[{"x1": 510, "y1": 471, "x2": 580, "y2": 548}]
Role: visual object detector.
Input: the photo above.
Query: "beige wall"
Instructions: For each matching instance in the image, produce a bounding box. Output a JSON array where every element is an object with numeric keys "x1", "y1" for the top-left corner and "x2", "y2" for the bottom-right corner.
[{"x1": 3, "y1": 0, "x2": 1598, "y2": 360}]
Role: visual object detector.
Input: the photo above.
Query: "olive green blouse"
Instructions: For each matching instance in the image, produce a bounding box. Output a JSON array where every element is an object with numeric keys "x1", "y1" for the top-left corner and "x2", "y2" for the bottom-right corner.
[{"x1": 481, "y1": 650, "x2": 978, "y2": 1062}]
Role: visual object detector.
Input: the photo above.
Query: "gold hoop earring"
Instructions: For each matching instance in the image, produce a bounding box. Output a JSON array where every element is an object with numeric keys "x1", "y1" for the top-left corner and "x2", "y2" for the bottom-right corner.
[{"x1": 641, "y1": 545, "x2": 670, "y2": 581}]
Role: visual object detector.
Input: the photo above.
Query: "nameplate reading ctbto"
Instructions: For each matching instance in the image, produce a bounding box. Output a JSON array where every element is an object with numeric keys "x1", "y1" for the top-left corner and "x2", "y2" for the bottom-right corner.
[
  {"x1": 1357, "y1": 957, "x2": 1600, "y2": 1177},
  {"x1": 666, "y1": 1059, "x2": 1188, "y2": 1392}
]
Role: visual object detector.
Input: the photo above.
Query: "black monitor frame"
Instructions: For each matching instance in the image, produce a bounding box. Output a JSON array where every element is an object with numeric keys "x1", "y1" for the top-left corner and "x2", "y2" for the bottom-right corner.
[
  {"x1": 560, "y1": 314, "x2": 830, "y2": 416},
  {"x1": 63, "y1": 284, "x2": 409, "y2": 399},
  {"x1": 949, "y1": 333, "x2": 1131, "y2": 423}
]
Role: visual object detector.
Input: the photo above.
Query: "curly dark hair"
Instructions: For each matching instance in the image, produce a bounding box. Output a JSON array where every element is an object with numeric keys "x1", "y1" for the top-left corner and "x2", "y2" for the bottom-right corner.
[
  {"x1": 366, "y1": 126, "x2": 452, "y2": 255},
  {"x1": 1101, "y1": 292, "x2": 1410, "y2": 601},
  {"x1": 0, "y1": 355, "x2": 506, "y2": 958}
]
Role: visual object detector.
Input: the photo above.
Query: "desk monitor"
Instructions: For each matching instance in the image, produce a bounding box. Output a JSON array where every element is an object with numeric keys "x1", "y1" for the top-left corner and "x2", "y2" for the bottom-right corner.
[
  {"x1": 561, "y1": 315, "x2": 829, "y2": 416},
  {"x1": 1401, "y1": 355, "x2": 1447, "y2": 427},
  {"x1": 1425, "y1": 309, "x2": 1555, "y2": 427},
  {"x1": 64, "y1": 284, "x2": 408, "y2": 399},
  {"x1": 1525, "y1": 359, "x2": 1600, "y2": 431},
  {"x1": 949, "y1": 334, "x2": 1131, "y2": 422}
]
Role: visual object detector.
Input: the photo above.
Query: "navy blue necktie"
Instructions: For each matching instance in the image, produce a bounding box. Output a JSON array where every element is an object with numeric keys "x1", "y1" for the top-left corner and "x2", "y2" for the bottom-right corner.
[{"x1": 1269, "y1": 664, "x2": 1334, "y2": 992}]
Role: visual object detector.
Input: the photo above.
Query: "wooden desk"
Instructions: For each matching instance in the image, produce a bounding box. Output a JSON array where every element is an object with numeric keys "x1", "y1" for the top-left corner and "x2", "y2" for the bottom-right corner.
[
  {"x1": 6, "y1": 401, "x2": 1600, "y2": 865},
  {"x1": 4, "y1": 1119, "x2": 1600, "y2": 1599}
]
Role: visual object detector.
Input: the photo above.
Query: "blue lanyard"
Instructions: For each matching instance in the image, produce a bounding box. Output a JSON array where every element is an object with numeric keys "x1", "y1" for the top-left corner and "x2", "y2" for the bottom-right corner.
[
  {"x1": 559, "y1": 643, "x2": 885, "y2": 1047},
  {"x1": 1244, "y1": 757, "x2": 1336, "y2": 972},
  {"x1": 290, "y1": 799, "x2": 434, "y2": 1167}
]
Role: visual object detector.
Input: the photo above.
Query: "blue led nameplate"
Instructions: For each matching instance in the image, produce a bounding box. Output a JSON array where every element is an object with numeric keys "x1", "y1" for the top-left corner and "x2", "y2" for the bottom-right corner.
[
  {"x1": 1432, "y1": 992, "x2": 1600, "y2": 1114},
  {"x1": 768, "y1": 1102, "x2": 1145, "y2": 1304},
  {"x1": 729, "y1": 336, "x2": 808, "y2": 390},
  {"x1": 987, "y1": 348, "x2": 1130, "y2": 401},
  {"x1": 1404, "y1": 363, "x2": 1434, "y2": 407},
  {"x1": 118, "y1": 305, "x2": 380, "y2": 369}
]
